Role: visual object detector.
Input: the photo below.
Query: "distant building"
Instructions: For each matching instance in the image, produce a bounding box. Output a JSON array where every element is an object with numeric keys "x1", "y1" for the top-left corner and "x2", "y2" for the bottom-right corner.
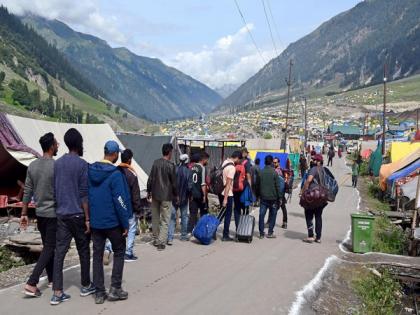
[{"x1": 329, "y1": 124, "x2": 361, "y2": 140}]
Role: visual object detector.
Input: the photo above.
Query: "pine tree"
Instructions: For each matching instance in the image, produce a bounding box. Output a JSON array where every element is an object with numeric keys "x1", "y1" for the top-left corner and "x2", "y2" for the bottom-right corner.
[
  {"x1": 0, "y1": 71, "x2": 5, "y2": 90},
  {"x1": 47, "y1": 83, "x2": 56, "y2": 96},
  {"x1": 115, "y1": 105, "x2": 120, "y2": 114}
]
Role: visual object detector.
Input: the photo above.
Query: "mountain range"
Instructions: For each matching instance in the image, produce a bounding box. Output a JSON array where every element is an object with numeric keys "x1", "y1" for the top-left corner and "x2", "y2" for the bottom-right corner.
[
  {"x1": 22, "y1": 16, "x2": 222, "y2": 122},
  {"x1": 222, "y1": 0, "x2": 420, "y2": 110}
]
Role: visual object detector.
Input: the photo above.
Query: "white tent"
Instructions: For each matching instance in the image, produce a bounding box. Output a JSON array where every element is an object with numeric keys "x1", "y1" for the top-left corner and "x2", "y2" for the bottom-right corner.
[{"x1": 6, "y1": 114, "x2": 148, "y2": 191}]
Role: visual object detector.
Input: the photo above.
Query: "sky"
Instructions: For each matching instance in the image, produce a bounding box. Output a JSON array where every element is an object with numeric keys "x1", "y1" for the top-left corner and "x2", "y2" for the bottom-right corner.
[{"x1": 1, "y1": 0, "x2": 362, "y2": 90}]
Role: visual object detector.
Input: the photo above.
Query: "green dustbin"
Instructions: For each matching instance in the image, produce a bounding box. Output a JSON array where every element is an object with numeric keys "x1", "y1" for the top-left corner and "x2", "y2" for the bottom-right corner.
[{"x1": 351, "y1": 213, "x2": 375, "y2": 253}]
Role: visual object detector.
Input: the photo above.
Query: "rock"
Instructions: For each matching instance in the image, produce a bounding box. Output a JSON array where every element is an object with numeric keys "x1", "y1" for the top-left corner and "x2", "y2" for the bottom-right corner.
[{"x1": 9, "y1": 232, "x2": 42, "y2": 245}]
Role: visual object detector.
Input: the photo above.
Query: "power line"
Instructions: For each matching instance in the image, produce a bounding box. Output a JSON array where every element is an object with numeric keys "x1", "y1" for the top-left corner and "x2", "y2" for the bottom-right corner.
[
  {"x1": 233, "y1": 0, "x2": 267, "y2": 65},
  {"x1": 261, "y1": 0, "x2": 278, "y2": 56},
  {"x1": 266, "y1": 0, "x2": 284, "y2": 49}
]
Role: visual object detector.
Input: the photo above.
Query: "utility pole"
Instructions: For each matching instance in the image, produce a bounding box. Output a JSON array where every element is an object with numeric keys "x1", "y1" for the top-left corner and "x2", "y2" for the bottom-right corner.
[
  {"x1": 382, "y1": 62, "x2": 387, "y2": 155},
  {"x1": 283, "y1": 59, "x2": 293, "y2": 152}
]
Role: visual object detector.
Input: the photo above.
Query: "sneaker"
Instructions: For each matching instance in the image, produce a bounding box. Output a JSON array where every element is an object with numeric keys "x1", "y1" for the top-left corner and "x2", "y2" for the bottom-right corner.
[
  {"x1": 103, "y1": 250, "x2": 111, "y2": 266},
  {"x1": 315, "y1": 239, "x2": 321, "y2": 244},
  {"x1": 107, "y1": 287, "x2": 128, "y2": 301},
  {"x1": 152, "y1": 239, "x2": 159, "y2": 247},
  {"x1": 166, "y1": 239, "x2": 173, "y2": 246},
  {"x1": 50, "y1": 292, "x2": 71, "y2": 305},
  {"x1": 80, "y1": 282, "x2": 96, "y2": 297},
  {"x1": 266, "y1": 234, "x2": 277, "y2": 239},
  {"x1": 95, "y1": 293, "x2": 107, "y2": 304},
  {"x1": 124, "y1": 254, "x2": 138, "y2": 262},
  {"x1": 180, "y1": 236, "x2": 190, "y2": 241},
  {"x1": 222, "y1": 236, "x2": 234, "y2": 242},
  {"x1": 259, "y1": 234, "x2": 265, "y2": 239},
  {"x1": 281, "y1": 222, "x2": 288, "y2": 229},
  {"x1": 157, "y1": 244, "x2": 165, "y2": 251}
]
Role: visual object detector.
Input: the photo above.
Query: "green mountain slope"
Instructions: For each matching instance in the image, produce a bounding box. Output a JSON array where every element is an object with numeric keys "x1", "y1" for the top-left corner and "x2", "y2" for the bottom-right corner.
[
  {"x1": 221, "y1": 0, "x2": 420, "y2": 110},
  {"x1": 0, "y1": 7, "x2": 147, "y2": 131},
  {"x1": 23, "y1": 15, "x2": 223, "y2": 122}
]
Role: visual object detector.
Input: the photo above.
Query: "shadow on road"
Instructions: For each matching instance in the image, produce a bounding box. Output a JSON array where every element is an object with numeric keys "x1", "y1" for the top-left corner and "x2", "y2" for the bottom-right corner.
[{"x1": 283, "y1": 230, "x2": 307, "y2": 240}]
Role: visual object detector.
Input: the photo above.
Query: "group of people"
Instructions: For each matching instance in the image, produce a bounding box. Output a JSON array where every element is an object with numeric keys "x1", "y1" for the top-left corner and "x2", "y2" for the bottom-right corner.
[
  {"x1": 19, "y1": 128, "x2": 336, "y2": 306},
  {"x1": 21, "y1": 129, "x2": 140, "y2": 305}
]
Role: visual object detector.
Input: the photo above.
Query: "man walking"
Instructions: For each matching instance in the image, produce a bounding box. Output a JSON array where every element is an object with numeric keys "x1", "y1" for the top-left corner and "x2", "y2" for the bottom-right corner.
[
  {"x1": 20, "y1": 133, "x2": 58, "y2": 297},
  {"x1": 220, "y1": 151, "x2": 242, "y2": 241},
  {"x1": 167, "y1": 154, "x2": 192, "y2": 244},
  {"x1": 147, "y1": 143, "x2": 177, "y2": 251},
  {"x1": 89, "y1": 141, "x2": 132, "y2": 304},
  {"x1": 273, "y1": 157, "x2": 288, "y2": 229},
  {"x1": 327, "y1": 146, "x2": 335, "y2": 167},
  {"x1": 51, "y1": 128, "x2": 95, "y2": 305},
  {"x1": 257, "y1": 155, "x2": 282, "y2": 239},
  {"x1": 188, "y1": 151, "x2": 209, "y2": 233}
]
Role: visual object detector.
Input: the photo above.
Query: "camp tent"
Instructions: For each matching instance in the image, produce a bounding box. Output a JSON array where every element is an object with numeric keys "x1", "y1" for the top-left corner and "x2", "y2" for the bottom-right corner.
[
  {"x1": 379, "y1": 148, "x2": 420, "y2": 191},
  {"x1": 3, "y1": 114, "x2": 148, "y2": 191},
  {"x1": 117, "y1": 134, "x2": 173, "y2": 175},
  {"x1": 389, "y1": 141, "x2": 420, "y2": 162}
]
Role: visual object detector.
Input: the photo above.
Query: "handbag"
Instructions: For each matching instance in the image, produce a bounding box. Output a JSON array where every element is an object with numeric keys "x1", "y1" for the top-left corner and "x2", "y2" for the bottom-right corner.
[{"x1": 299, "y1": 167, "x2": 328, "y2": 209}]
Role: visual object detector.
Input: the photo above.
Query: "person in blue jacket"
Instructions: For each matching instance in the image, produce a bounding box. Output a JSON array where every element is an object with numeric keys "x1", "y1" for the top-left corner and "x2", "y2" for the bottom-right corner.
[{"x1": 88, "y1": 140, "x2": 132, "y2": 304}]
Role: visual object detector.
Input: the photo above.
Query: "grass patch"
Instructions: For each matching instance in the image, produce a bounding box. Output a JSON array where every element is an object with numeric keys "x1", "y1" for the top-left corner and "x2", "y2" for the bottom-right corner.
[
  {"x1": 353, "y1": 268, "x2": 402, "y2": 315},
  {"x1": 372, "y1": 214, "x2": 408, "y2": 255},
  {"x1": 0, "y1": 246, "x2": 25, "y2": 272}
]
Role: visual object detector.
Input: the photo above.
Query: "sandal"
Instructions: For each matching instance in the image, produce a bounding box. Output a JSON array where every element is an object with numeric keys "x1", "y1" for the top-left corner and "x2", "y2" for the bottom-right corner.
[
  {"x1": 302, "y1": 237, "x2": 315, "y2": 243},
  {"x1": 24, "y1": 287, "x2": 42, "y2": 297}
]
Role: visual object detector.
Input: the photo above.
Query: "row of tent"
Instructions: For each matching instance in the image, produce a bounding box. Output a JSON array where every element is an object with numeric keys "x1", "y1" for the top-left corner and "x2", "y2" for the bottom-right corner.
[
  {"x1": 378, "y1": 142, "x2": 419, "y2": 203},
  {"x1": 1, "y1": 113, "x2": 309, "y2": 200}
]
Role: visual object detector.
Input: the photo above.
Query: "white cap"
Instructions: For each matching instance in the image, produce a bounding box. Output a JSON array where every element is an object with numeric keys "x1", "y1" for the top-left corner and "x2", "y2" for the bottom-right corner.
[{"x1": 180, "y1": 154, "x2": 189, "y2": 163}]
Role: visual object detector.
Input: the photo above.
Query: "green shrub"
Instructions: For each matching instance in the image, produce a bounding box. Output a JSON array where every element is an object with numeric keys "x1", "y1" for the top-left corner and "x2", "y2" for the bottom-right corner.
[
  {"x1": 0, "y1": 246, "x2": 25, "y2": 272},
  {"x1": 372, "y1": 215, "x2": 407, "y2": 255},
  {"x1": 367, "y1": 179, "x2": 381, "y2": 198},
  {"x1": 263, "y1": 132, "x2": 272, "y2": 139},
  {"x1": 359, "y1": 161, "x2": 369, "y2": 176},
  {"x1": 354, "y1": 268, "x2": 401, "y2": 315}
]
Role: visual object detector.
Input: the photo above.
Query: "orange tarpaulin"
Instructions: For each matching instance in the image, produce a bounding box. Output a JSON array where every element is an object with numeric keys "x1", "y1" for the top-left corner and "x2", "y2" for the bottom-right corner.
[{"x1": 379, "y1": 148, "x2": 420, "y2": 191}]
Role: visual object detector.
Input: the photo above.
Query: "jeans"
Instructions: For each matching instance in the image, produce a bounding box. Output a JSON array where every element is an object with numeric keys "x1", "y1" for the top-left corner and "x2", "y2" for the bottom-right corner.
[
  {"x1": 168, "y1": 203, "x2": 189, "y2": 241},
  {"x1": 105, "y1": 215, "x2": 137, "y2": 256},
  {"x1": 188, "y1": 198, "x2": 207, "y2": 233},
  {"x1": 92, "y1": 227, "x2": 126, "y2": 295},
  {"x1": 304, "y1": 206, "x2": 325, "y2": 240},
  {"x1": 27, "y1": 217, "x2": 57, "y2": 286},
  {"x1": 53, "y1": 216, "x2": 91, "y2": 291},
  {"x1": 327, "y1": 157, "x2": 333, "y2": 166},
  {"x1": 151, "y1": 200, "x2": 171, "y2": 245},
  {"x1": 259, "y1": 200, "x2": 278, "y2": 236},
  {"x1": 233, "y1": 191, "x2": 247, "y2": 229},
  {"x1": 352, "y1": 175, "x2": 358, "y2": 187},
  {"x1": 218, "y1": 195, "x2": 234, "y2": 238}
]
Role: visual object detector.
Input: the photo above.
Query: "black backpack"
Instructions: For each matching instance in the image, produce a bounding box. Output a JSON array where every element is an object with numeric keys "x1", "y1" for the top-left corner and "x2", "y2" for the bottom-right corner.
[{"x1": 209, "y1": 162, "x2": 234, "y2": 195}]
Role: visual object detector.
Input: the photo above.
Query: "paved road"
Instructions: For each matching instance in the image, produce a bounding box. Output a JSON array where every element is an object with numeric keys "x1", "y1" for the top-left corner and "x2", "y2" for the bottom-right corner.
[{"x1": 0, "y1": 157, "x2": 357, "y2": 315}]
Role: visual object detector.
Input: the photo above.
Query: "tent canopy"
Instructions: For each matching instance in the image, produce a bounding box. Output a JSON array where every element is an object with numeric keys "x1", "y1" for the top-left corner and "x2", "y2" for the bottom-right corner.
[
  {"x1": 5, "y1": 115, "x2": 148, "y2": 191},
  {"x1": 390, "y1": 141, "x2": 420, "y2": 162},
  {"x1": 379, "y1": 147, "x2": 420, "y2": 191}
]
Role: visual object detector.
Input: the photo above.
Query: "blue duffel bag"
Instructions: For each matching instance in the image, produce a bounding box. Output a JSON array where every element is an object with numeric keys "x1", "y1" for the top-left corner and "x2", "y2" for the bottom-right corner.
[{"x1": 193, "y1": 207, "x2": 227, "y2": 245}]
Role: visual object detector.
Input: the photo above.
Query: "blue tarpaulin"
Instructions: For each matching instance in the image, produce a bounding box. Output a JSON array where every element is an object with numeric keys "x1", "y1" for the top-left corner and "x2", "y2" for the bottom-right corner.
[
  {"x1": 256, "y1": 152, "x2": 288, "y2": 170},
  {"x1": 387, "y1": 160, "x2": 419, "y2": 185}
]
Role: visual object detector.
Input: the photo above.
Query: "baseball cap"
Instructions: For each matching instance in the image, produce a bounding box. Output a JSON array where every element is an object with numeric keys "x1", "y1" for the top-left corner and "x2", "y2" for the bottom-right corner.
[
  {"x1": 180, "y1": 154, "x2": 189, "y2": 163},
  {"x1": 104, "y1": 140, "x2": 122, "y2": 154},
  {"x1": 313, "y1": 154, "x2": 323, "y2": 162}
]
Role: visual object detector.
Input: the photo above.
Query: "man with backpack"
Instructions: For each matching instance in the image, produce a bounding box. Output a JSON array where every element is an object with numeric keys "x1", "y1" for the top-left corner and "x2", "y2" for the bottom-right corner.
[
  {"x1": 257, "y1": 155, "x2": 282, "y2": 238},
  {"x1": 88, "y1": 141, "x2": 132, "y2": 304},
  {"x1": 167, "y1": 154, "x2": 192, "y2": 244},
  {"x1": 250, "y1": 158, "x2": 261, "y2": 204},
  {"x1": 219, "y1": 151, "x2": 242, "y2": 241},
  {"x1": 231, "y1": 148, "x2": 251, "y2": 229},
  {"x1": 188, "y1": 151, "x2": 209, "y2": 233}
]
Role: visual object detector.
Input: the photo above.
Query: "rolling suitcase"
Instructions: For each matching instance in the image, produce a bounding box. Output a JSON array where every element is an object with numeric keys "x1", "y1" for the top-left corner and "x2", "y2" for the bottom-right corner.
[
  {"x1": 235, "y1": 214, "x2": 255, "y2": 243},
  {"x1": 193, "y1": 206, "x2": 227, "y2": 245}
]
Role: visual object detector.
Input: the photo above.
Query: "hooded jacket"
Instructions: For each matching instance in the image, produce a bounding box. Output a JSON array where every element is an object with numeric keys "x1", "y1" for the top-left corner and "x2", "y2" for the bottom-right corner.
[{"x1": 88, "y1": 161, "x2": 132, "y2": 229}]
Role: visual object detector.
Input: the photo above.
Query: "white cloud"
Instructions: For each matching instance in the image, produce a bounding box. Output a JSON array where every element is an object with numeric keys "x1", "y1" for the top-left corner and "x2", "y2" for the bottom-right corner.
[
  {"x1": 0, "y1": 0, "x2": 127, "y2": 44},
  {"x1": 166, "y1": 24, "x2": 279, "y2": 90}
]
